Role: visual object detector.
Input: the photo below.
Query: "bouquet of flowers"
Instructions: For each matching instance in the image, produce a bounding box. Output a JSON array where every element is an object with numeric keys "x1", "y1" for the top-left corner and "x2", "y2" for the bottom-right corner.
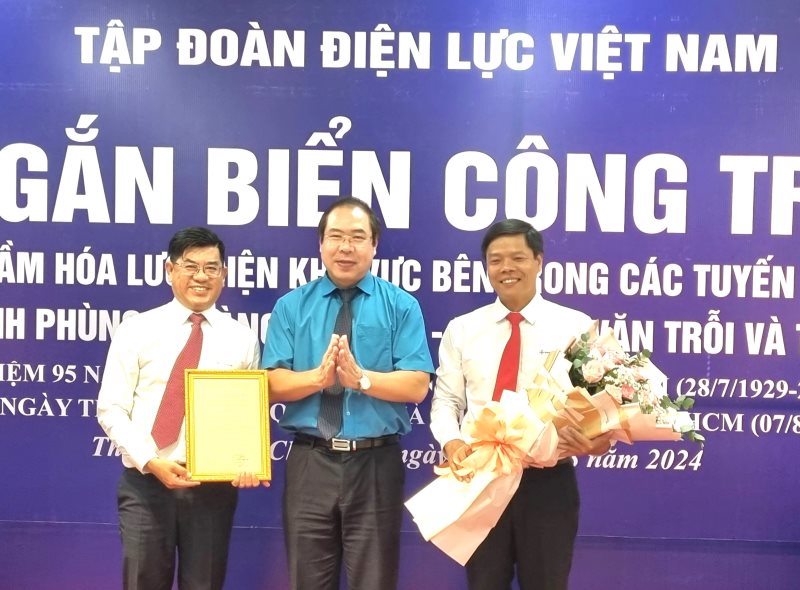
[
  {"x1": 405, "y1": 377, "x2": 564, "y2": 565},
  {"x1": 565, "y1": 322, "x2": 704, "y2": 445}
]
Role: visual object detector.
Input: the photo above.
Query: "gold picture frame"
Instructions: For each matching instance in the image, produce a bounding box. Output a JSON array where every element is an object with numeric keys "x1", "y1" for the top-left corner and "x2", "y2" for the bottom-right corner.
[{"x1": 184, "y1": 369, "x2": 271, "y2": 482}]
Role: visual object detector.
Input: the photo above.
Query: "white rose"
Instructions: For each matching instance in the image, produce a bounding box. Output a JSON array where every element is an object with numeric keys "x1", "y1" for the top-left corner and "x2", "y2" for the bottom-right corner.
[
  {"x1": 671, "y1": 411, "x2": 694, "y2": 432},
  {"x1": 581, "y1": 359, "x2": 606, "y2": 384}
]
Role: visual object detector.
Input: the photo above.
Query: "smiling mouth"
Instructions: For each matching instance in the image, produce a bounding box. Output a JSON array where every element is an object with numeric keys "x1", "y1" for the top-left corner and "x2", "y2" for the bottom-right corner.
[{"x1": 500, "y1": 278, "x2": 519, "y2": 284}]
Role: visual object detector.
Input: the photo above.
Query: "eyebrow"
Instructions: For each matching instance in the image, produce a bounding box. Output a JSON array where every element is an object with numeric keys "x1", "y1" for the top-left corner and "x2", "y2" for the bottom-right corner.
[
  {"x1": 488, "y1": 251, "x2": 531, "y2": 259},
  {"x1": 182, "y1": 257, "x2": 222, "y2": 265},
  {"x1": 326, "y1": 229, "x2": 369, "y2": 235}
]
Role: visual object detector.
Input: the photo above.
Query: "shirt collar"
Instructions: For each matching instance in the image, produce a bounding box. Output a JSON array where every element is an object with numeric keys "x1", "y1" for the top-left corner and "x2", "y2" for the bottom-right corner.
[
  {"x1": 490, "y1": 293, "x2": 543, "y2": 326},
  {"x1": 320, "y1": 272, "x2": 375, "y2": 298},
  {"x1": 167, "y1": 298, "x2": 221, "y2": 326}
]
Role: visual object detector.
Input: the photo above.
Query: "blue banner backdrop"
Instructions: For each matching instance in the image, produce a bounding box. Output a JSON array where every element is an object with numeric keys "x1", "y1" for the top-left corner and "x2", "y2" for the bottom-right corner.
[{"x1": 1, "y1": 1, "x2": 799, "y2": 588}]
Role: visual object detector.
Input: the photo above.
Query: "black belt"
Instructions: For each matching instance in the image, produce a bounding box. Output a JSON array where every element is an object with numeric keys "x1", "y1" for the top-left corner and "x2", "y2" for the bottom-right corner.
[
  {"x1": 523, "y1": 457, "x2": 574, "y2": 470},
  {"x1": 294, "y1": 433, "x2": 400, "y2": 452}
]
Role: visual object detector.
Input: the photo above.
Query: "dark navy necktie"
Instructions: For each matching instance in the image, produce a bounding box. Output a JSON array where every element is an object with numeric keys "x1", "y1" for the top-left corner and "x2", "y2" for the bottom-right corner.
[{"x1": 318, "y1": 288, "x2": 358, "y2": 439}]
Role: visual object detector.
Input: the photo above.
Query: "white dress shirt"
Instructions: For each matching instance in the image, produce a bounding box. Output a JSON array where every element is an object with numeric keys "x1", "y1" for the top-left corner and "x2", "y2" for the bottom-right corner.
[
  {"x1": 430, "y1": 294, "x2": 592, "y2": 447},
  {"x1": 97, "y1": 298, "x2": 261, "y2": 472}
]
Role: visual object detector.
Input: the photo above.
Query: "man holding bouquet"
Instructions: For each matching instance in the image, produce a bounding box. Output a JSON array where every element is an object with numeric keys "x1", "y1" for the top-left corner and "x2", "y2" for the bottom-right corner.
[{"x1": 430, "y1": 219, "x2": 611, "y2": 590}]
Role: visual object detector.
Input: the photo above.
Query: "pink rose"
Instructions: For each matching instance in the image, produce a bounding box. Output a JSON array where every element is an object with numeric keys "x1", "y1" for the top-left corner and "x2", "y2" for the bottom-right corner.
[{"x1": 620, "y1": 384, "x2": 636, "y2": 401}]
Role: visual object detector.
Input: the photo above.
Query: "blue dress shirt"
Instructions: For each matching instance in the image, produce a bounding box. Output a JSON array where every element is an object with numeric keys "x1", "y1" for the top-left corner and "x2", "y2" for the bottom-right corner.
[{"x1": 263, "y1": 273, "x2": 434, "y2": 439}]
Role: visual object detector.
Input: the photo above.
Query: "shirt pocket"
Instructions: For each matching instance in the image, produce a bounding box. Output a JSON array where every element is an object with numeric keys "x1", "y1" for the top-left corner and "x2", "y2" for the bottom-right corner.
[{"x1": 353, "y1": 324, "x2": 394, "y2": 370}]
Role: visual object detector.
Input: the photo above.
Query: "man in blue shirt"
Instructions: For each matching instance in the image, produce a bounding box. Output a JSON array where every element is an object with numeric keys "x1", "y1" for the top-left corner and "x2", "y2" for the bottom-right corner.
[{"x1": 262, "y1": 197, "x2": 434, "y2": 590}]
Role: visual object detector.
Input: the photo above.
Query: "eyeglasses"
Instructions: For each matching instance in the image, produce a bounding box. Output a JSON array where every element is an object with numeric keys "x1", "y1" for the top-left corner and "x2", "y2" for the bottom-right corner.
[
  {"x1": 173, "y1": 261, "x2": 223, "y2": 278},
  {"x1": 324, "y1": 233, "x2": 372, "y2": 248}
]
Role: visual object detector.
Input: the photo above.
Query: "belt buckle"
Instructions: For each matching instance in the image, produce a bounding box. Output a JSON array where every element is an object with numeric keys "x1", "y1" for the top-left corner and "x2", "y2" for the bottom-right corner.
[{"x1": 330, "y1": 438, "x2": 353, "y2": 452}]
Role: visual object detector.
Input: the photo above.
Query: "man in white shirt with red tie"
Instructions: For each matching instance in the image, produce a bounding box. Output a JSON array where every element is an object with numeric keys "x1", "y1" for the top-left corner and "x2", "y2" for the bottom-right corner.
[
  {"x1": 430, "y1": 219, "x2": 611, "y2": 590},
  {"x1": 97, "y1": 227, "x2": 265, "y2": 590}
]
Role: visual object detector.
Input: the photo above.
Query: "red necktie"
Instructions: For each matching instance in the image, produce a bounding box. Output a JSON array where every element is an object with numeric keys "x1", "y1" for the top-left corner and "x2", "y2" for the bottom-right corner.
[
  {"x1": 492, "y1": 312, "x2": 524, "y2": 401},
  {"x1": 151, "y1": 313, "x2": 205, "y2": 449}
]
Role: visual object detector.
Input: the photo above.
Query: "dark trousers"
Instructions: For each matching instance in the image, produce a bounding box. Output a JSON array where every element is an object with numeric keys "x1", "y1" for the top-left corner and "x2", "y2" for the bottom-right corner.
[
  {"x1": 283, "y1": 439, "x2": 405, "y2": 590},
  {"x1": 466, "y1": 461, "x2": 580, "y2": 590},
  {"x1": 117, "y1": 468, "x2": 239, "y2": 590}
]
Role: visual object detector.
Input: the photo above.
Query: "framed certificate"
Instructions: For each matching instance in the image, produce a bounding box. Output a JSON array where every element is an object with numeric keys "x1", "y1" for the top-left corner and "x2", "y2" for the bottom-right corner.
[{"x1": 184, "y1": 369, "x2": 271, "y2": 482}]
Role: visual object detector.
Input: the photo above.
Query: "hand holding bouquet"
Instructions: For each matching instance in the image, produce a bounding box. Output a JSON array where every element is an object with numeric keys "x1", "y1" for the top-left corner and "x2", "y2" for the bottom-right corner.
[
  {"x1": 405, "y1": 377, "x2": 565, "y2": 565},
  {"x1": 407, "y1": 324, "x2": 704, "y2": 566}
]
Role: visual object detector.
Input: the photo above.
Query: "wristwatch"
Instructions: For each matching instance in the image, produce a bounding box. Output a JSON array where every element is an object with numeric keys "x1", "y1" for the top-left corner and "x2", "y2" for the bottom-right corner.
[{"x1": 358, "y1": 372, "x2": 371, "y2": 392}]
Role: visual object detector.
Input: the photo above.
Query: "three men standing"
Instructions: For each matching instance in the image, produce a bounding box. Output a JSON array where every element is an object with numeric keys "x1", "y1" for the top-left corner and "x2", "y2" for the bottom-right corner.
[{"x1": 99, "y1": 215, "x2": 602, "y2": 590}]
